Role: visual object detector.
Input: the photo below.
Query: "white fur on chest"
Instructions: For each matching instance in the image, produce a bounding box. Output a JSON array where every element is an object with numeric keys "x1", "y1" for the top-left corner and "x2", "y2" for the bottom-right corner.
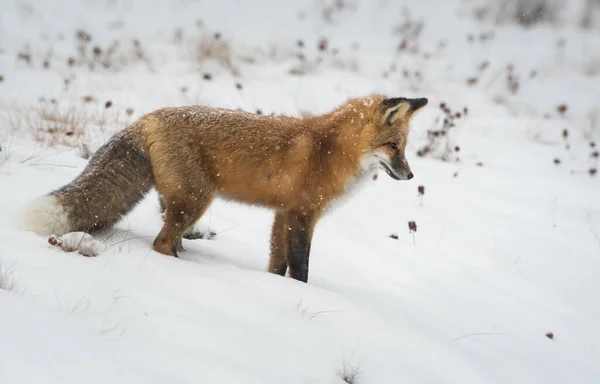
[
  {"x1": 323, "y1": 154, "x2": 379, "y2": 213},
  {"x1": 346, "y1": 151, "x2": 386, "y2": 191}
]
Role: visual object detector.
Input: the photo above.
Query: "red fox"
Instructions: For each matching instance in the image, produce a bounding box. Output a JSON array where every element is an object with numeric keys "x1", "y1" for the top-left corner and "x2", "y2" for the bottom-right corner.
[{"x1": 20, "y1": 95, "x2": 427, "y2": 282}]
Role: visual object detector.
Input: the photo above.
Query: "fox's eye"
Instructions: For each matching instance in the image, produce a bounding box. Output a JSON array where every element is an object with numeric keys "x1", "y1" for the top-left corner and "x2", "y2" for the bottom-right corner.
[{"x1": 390, "y1": 142, "x2": 398, "y2": 150}]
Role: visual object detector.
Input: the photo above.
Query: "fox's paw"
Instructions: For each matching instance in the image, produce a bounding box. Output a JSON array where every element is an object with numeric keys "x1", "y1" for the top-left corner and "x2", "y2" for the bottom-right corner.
[
  {"x1": 183, "y1": 227, "x2": 217, "y2": 240},
  {"x1": 152, "y1": 239, "x2": 178, "y2": 258}
]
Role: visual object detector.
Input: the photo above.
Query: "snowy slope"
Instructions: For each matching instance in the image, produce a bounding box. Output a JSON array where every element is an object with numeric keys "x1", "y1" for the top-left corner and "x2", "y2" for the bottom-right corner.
[
  {"x1": 1, "y1": 0, "x2": 600, "y2": 383},
  {"x1": 0, "y1": 290, "x2": 161, "y2": 384}
]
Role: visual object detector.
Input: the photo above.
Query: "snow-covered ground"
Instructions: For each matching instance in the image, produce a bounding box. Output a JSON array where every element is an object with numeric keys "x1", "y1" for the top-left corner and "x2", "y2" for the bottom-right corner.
[{"x1": 1, "y1": 0, "x2": 600, "y2": 382}]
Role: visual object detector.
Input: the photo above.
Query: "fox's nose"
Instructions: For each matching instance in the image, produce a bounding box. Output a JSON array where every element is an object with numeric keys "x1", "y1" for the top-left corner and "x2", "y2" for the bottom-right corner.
[{"x1": 407, "y1": 172, "x2": 414, "y2": 180}]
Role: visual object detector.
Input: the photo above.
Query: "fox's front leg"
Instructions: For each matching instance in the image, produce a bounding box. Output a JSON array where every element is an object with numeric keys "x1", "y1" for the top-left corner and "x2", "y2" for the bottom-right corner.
[
  {"x1": 268, "y1": 211, "x2": 288, "y2": 276},
  {"x1": 285, "y1": 211, "x2": 317, "y2": 283}
]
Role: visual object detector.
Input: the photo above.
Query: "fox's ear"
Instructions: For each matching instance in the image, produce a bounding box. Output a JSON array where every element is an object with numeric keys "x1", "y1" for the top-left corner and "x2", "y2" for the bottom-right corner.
[
  {"x1": 381, "y1": 98, "x2": 410, "y2": 126},
  {"x1": 381, "y1": 97, "x2": 428, "y2": 125},
  {"x1": 407, "y1": 98, "x2": 428, "y2": 114}
]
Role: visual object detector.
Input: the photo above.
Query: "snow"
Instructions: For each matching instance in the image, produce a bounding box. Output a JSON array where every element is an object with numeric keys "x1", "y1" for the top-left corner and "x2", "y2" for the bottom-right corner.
[
  {"x1": 1, "y1": 0, "x2": 600, "y2": 383},
  {"x1": 0, "y1": 290, "x2": 160, "y2": 384}
]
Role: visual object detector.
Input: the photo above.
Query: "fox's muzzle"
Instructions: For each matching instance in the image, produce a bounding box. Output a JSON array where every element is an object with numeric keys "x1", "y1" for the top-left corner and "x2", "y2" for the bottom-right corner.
[
  {"x1": 380, "y1": 157, "x2": 413, "y2": 181},
  {"x1": 409, "y1": 98, "x2": 428, "y2": 111}
]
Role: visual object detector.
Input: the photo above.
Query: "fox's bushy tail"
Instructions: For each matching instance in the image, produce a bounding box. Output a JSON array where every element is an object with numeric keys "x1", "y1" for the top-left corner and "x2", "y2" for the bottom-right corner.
[{"x1": 20, "y1": 125, "x2": 155, "y2": 235}]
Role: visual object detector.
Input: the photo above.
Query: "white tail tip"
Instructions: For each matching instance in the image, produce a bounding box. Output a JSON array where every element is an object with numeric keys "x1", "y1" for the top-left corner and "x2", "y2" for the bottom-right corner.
[{"x1": 19, "y1": 195, "x2": 71, "y2": 236}]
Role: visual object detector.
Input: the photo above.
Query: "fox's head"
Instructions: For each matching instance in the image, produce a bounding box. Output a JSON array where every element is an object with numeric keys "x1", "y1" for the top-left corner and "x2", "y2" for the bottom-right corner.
[{"x1": 361, "y1": 97, "x2": 428, "y2": 181}]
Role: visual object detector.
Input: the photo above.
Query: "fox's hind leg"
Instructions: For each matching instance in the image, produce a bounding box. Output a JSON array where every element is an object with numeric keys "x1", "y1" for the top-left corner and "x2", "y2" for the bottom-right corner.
[
  {"x1": 158, "y1": 194, "x2": 188, "y2": 252},
  {"x1": 268, "y1": 211, "x2": 288, "y2": 276},
  {"x1": 157, "y1": 194, "x2": 215, "y2": 248},
  {"x1": 152, "y1": 158, "x2": 215, "y2": 257},
  {"x1": 158, "y1": 194, "x2": 185, "y2": 252},
  {"x1": 153, "y1": 190, "x2": 214, "y2": 257},
  {"x1": 182, "y1": 227, "x2": 217, "y2": 240},
  {"x1": 158, "y1": 194, "x2": 167, "y2": 214}
]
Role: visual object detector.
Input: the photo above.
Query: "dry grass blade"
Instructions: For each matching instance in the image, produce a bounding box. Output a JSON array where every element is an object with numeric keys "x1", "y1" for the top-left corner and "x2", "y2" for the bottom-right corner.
[
  {"x1": 26, "y1": 105, "x2": 88, "y2": 146},
  {"x1": 338, "y1": 359, "x2": 363, "y2": 384},
  {"x1": 472, "y1": 0, "x2": 565, "y2": 27},
  {"x1": 195, "y1": 33, "x2": 238, "y2": 76},
  {"x1": 0, "y1": 259, "x2": 18, "y2": 292}
]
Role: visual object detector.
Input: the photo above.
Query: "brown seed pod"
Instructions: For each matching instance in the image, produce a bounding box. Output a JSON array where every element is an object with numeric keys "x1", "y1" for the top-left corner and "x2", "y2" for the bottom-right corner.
[
  {"x1": 557, "y1": 104, "x2": 567, "y2": 114},
  {"x1": 318, "y1": 38, "x2": 328, "y2": 51},
  {"x1": 18, "y1": 53, "x2": 31, "y2": 63},
  {"x1": 408, "y1": 221, "x2": 417, "y2": 233},
  {"x1": 76, "y1": 30, "x2": 91, "y2": 42}
]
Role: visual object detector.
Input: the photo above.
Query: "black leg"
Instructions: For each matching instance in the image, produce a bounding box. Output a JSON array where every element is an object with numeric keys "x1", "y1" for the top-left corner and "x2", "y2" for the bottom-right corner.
[{"x1": 286, "y1": 213, "x2": 314, "y2": 283}]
